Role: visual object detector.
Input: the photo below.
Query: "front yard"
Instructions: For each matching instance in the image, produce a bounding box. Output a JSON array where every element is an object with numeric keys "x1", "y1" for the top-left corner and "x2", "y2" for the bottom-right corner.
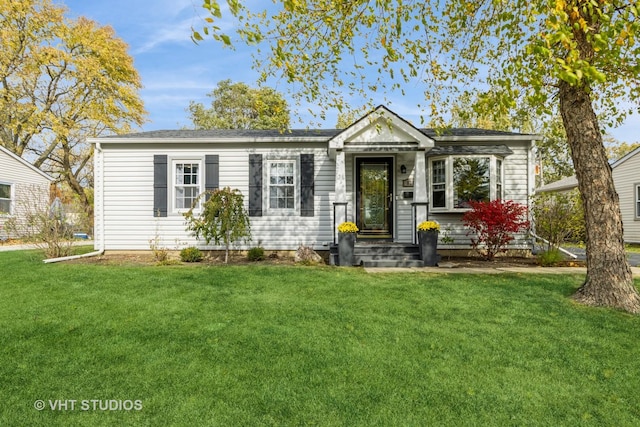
[{"x1": 2, "y1": 249, "x2": 640, "y2": 426}]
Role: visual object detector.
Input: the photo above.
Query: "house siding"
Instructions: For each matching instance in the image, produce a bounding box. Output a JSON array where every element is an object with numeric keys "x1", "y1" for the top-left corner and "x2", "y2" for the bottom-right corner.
[
  {"x1": 613, "y1": 152, "x2": 640, "y2": 243},
  {"x1": 96, "y1": 142, "x2": 337, "y2": 251},
  {"x1": 0, "y1": 148, "x2": 52, "y2": 239},
  {"x1": 95, "y1": 138, "x2": 534, "y2": 252}
]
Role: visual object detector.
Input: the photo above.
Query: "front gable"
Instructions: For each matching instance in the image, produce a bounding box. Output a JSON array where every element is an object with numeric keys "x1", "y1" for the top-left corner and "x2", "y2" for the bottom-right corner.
[{"x1": 328, "y1": 105, "x2": 434, "y2": 159}]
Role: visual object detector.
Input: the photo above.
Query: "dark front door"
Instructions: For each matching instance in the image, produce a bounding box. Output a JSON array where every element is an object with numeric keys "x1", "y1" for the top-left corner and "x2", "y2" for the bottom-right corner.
[{"x1": 356, "y1": 157, "x2": 393, "y2": 239}]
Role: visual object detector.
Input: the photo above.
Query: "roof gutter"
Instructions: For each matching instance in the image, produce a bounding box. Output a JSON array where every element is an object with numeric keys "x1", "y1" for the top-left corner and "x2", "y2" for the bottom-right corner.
[{"x1": 87, "y1": 136, "x2": 331, "y2": 144}]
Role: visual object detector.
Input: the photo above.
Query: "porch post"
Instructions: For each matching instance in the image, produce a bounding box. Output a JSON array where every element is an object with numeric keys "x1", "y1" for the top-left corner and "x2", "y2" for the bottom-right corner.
[
  {"x1": 414, "y1": 150, "x2": 428, "y2": 224},
  {"x1": 334, "y1": 150, "x2": 347, "y2": 232}
]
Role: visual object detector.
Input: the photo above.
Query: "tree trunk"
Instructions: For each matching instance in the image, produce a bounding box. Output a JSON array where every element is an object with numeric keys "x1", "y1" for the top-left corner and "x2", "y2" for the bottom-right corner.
[{"x1": 559, "y1": 81, "x2": 640, "y2": 313}]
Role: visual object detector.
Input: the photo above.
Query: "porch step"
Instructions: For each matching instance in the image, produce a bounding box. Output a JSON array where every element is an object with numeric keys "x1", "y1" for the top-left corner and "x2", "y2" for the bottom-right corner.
[
  {"x1": 361, "y1": 259, "x2": 426, "y2": 268},
  {"x1": 329, "y1": 243, "x2": 423, "y2": 267}
]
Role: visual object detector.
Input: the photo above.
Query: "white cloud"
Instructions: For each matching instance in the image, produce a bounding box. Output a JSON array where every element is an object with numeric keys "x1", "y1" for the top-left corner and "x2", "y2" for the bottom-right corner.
[{"x1": 132, "y1": 18, "x2": 196, "y2": 54}]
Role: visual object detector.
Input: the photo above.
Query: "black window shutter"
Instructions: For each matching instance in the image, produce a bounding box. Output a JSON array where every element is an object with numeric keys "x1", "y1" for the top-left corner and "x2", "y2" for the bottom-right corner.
[
  {"x1": 249, "y1": 154, "x2": 262, "y2": 216},
  {"x1": 205, "y1": 155, "x2": 219, "y2": 200},
  {"x1": 153, "y1": 155, "x2": 168, "y2": 217},
  {"x1": 300, "y1": 154, "x2": 314, "y2": 217}
]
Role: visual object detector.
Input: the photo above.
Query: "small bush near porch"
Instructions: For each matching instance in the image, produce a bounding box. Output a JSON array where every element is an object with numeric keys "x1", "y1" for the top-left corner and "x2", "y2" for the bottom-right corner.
[{"x1": 2, "y1": 250, "x2": 640, "y2": 426}]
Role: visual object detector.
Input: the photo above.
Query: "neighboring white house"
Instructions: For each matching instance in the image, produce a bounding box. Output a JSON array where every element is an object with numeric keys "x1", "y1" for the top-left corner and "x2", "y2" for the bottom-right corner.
[
  {"x1": 90, "y1": 106, "x2": 539, "y2": 257},
  {"x1": 537, "y1": 146, "x2": 640, "y2": 244},
  {"x1": 0, "y1": 145, "x2": 54, "y2": 239}
]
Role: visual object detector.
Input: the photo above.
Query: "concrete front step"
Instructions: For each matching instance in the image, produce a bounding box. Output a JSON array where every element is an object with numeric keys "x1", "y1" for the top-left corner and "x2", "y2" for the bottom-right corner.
[
  {"x1": 330, "y1": 242, "x2": 424, "y2": 267},
  {"x1": 361, "y1": 259, "x2": 426, "y2": 268}
]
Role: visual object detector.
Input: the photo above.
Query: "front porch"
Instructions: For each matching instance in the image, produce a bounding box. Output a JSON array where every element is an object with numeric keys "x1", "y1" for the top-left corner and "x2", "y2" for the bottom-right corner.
[{"x1": 328, "y1": 106, "x2": 435, "y2": 245}]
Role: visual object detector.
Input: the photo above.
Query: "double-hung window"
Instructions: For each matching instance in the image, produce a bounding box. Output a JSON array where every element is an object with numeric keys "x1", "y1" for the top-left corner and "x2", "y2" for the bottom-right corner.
[
  {"x1": 0, "y1": 183, "x2": 12, "y2": 214},
  {"x1": 431, "y1": 159, "x2": 446, "y2": 208},
  {"x1": 268, "y1": 160, "x2": 296, "y2": 211},
  {"x1": 429, "y1": 156, "x2": 504, "y2": 211},
  {"x1": 636, "y1": 184, "x2": 640, "y2": 219},
  {"x1": 174, "y1": 161, "x2": 201, "y2": 211},
  {"x1": 496, "y1": 159, "x2": 503, "y2": 200}
]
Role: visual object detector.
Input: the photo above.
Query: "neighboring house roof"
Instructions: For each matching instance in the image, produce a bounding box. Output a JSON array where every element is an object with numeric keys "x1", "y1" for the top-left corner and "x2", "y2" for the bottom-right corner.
[
  {"x1": 0, "y1": 145, "x2": 54, "y2": 182},
  {"x1": 611, "y1": 146, "x2": 640, "y2": 169},
  {"x1": 537, "y1": 146, "x2": 640, "y2": 193},
  {"x1": 536, "y1": 175, "x2": 578, "y2": 193}
]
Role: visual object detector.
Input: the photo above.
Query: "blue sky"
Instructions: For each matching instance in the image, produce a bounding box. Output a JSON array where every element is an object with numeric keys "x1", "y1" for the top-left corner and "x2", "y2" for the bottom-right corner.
[{"x1": 58, "y1": 0, "x2": 639, "y2": 142}]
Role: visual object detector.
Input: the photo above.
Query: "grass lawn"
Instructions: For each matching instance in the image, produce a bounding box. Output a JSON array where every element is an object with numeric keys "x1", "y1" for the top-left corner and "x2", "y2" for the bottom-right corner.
[{"x1": 2, "y1": 250, "x2": 640, "y2": 426}]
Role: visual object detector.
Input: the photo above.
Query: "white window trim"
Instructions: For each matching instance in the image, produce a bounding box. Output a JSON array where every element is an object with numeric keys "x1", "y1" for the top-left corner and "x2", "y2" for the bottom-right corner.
[
  {"x1": 496, "y1": 158, "x2": 504, "y2": 200},
  {"x1": 0, "y1": 181, "x2": 13, "y2": 216},
  {"x1": 171, "y1": 158, "x2": 203, "y2": 214},
  {"x1": 264, "y1": 157, "x2": 299, "y2": 216},
  {"x1": 635, "y1": 183, "x2": 640, "y2": 220},
  {"x1": 429, "y1": 155, "x2": 504, "y2": 212}
]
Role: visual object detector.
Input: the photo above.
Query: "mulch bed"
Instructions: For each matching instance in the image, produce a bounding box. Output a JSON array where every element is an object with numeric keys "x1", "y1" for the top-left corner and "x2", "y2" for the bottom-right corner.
[{"x1": 67, "y1": 252, "x2": 586, "y2": 269}]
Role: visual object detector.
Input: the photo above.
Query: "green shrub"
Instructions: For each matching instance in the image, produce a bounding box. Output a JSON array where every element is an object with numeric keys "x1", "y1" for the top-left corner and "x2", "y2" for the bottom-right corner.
[
  {"x1": 183, "y1": 187, "x2": 251, "y2": 264},
  {"x1": 180, "y1": 247, "x2": 203, "y2": 262},
  {"x1": 531, "y1": 190, "x2": 585, "y2": 246},
  {"x1": 537, "y1": 249, "x2": 565, "y2": 267},
  {"x1": 247, "y1": 246, "x2": 265, "y2": 261}
]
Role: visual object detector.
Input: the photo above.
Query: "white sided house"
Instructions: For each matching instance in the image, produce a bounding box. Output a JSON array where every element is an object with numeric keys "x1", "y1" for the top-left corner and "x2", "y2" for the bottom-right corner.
[
  {"x1": 91, "y1": 106, "x2": 539, "y2": 265},
  {"x1": 538, "y1": 146, "x2": 640, "y2": 244},
  {"x1": 0, "y1": 145, "x2": 54, "y2": 239}
]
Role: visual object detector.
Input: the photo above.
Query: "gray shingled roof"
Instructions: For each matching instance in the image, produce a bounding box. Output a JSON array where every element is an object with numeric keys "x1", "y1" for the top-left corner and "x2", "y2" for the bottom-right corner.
[
  {"x1": 536, "y1": 176, "x2": 578, "y2": 193},
  {"x1": 101, "y1": 128, "x2": 342, "y2": 139},
  {"x1": 103, "y1": 127, "x2": 532, "y2": 140},
  {"x1": 420, "y1": 128, "x2": 528, "y2": 138},
  {"x1": 427, "y1": 145, "x2": 514, "y2": 156}
]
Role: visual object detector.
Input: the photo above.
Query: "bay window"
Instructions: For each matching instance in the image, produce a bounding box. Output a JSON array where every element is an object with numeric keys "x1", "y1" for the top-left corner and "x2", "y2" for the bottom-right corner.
[{"x1": 430, "y1": 156, "x2": 504, "y2": 211}]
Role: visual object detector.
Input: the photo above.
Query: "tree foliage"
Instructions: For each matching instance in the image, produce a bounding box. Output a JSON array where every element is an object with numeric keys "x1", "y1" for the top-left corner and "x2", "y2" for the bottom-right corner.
[
  {"x1": 187, "y1": 79, "x2": 289, "y2": 130},
  {"x1": 196, "y1": 0, "x2": 640, "y2": 312},
  {"x1": 0, "y1": 0, "x2": 147, "y2": 214},
  {"x1": 605, "y1": 139, "x2": 640, "y2": 162},
  {"x1": 183, "y1": 187, "x2": 251, "y2": 264},
  {"x1": 196, "y1": 1, "x2": 639, "y2": 123},
  {"x1": 451, "y1": 93, "x2": 573, "y2": 185}
]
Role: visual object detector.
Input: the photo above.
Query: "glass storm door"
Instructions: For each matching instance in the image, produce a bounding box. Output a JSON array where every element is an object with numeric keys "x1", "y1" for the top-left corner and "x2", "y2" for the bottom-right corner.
[{"x1": 356, "y1": 158, "x2": 393, "y2": 238}]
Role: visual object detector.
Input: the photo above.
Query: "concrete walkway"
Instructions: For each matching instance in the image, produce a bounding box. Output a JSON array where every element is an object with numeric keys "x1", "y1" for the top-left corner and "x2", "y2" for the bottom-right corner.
[
  {"x1": 365, "y1": 265, "x2": 640, "y2": 277},
  {"x1": 0, "y1": 240, "x2": 93, "y2": 252}
]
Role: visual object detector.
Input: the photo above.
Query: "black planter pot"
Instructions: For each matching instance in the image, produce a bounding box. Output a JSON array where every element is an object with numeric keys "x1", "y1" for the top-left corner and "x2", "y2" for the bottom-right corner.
[
  {"x1": 338, "y1": 232, "x2": 356, "y2": 266},
  {"x1": 418, "y1": 230, "x2": 439, "y2": 266}
]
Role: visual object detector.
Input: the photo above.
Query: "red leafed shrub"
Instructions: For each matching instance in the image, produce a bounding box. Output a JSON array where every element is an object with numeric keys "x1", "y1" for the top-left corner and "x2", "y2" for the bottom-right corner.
[{"x1": 462, "y1": 199, "x2": 530, "y2": 261}]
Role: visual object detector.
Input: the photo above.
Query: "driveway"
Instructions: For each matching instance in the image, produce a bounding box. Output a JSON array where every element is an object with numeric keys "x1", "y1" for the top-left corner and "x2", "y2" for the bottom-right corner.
[{"x1": 564, "y1": 247, "x2": 640, "y2": 267}]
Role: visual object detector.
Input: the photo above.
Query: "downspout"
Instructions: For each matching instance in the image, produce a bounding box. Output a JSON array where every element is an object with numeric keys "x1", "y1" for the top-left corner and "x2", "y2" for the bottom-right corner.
[
  {"x1": 43, "y1": 249, "x2": 105, "y2": 264},
  {"x1": 44, "y1": 141, "x2": 105, "y2": 263},
  {"x1": 530, "y1": 232, "x2": 578, "y2": 259},
  {"x1": 96, "y1": 141, "x2": 105, "y2": 254}
]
